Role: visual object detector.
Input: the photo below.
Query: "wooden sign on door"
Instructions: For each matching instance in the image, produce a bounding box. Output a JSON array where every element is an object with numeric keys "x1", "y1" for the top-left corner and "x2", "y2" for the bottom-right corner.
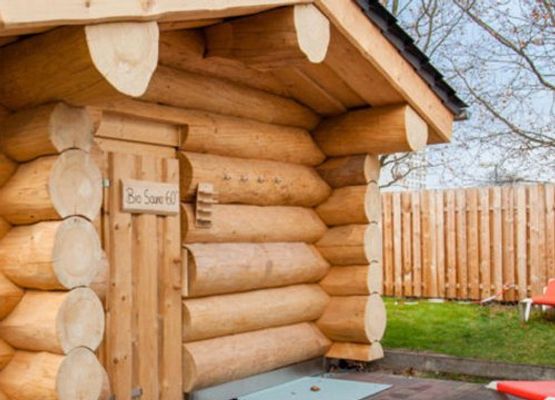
[{"x1": 121, "y1": 179, "x2": 179, "y2": 215}]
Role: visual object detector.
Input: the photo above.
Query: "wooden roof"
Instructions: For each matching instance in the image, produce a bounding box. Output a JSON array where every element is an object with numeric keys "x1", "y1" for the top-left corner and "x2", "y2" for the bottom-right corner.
[{"x1": 0, "y1": 0, "x2": 464, "y2": 143}]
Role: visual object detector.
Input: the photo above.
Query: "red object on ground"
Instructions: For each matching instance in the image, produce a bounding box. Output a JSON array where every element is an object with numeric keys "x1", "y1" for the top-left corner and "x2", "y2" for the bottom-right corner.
[
  {"x1": 532, "y1": 279, "x2": 555, "y2": 306},
  {"x1": 489, "y1": 381, "x2": 555, "y2": 400}
]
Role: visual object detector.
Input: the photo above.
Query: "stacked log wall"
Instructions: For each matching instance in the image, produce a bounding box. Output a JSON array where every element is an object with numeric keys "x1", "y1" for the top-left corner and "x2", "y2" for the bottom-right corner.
[
  {"x1": 0, "y1": 103, "x2": 108, "y2": 400},
  {"x1": 315, "y1": 154, "x2": 387, "y2": 362},
  {"x1": 179, "y1": 118, "x2": 333, "y2": 392}
]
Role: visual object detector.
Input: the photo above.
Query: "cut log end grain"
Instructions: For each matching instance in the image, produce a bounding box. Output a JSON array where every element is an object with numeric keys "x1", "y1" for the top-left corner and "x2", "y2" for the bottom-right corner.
[
  {"x1": 294, "y1": 4, "x2": 331, "y2": 63},
  {"x1": 183, "y1": 284, "x2": 330, "y2": 342},
  {"x1": 180, "y1": 151, "x2": 331, "y2": 207},
  {"x1": 0, "y1": 340, "x2": 14, "y2": 370},
  {"x1": 0, "y1": 288, "x2": 105, "y2": 354},
  {"x1": 316, "y1": 154, "x2": 380, "y2": 189},
  {"x1": 0, "y1": 103, "x2": 94, "y2": 162},
  {"x1": 0, "y1": 150, "x2": 102, "y2": 224},
  {"x1": 181, "y1": 204, "x2": 327, "y2": 244},
  {"x1": 0, "y1": 217, "x2": 102, "y2": 290},
  {"x1": 316, "y1": 224, "x2": 382, "y2": 265},
  {"x1": 0, "y1": 348, "x2": 104, "y2": 400},
  {"x1": 186, "y1": 242, "x2": 330, "y2": 297},
  {"x1": 85, "y1": 22, "x2": 159, "y2": 97},
  {"x1": 182, "y1": 323, "x2": 331, "y2": 392},
  {"x1": 325, "y1": 341, "x2": 384, "y2": 362},
  {"x1": 0, "y1": 273, "x2": 23, "y2": 320},
  {"x1": 320, "y1": 264, "x2": 383, "y2": 296},
  {"x1": 317, "y1": 294, "x2": 386, "y2": 343},
  {"x1": 49, "y1": 149, "x2": 103, "y2": 221},
  {"x1": 314, "y1": 105, "x2": 429, "y2": 155},
  {"x1": 316, "y1": 183, "x2": 381, "y2": 226}
]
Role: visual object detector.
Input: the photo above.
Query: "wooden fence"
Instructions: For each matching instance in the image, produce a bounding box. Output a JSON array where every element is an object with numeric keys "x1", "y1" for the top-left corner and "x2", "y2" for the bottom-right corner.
[{"x1": 381, "y1": 184, "x2": 555, "y2": 301}]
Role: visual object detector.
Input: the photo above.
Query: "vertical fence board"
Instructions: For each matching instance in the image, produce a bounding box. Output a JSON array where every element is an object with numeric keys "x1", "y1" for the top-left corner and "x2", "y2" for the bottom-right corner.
[
  {"x1": 537, "y1": 185, "x2": 547, "y2": 294},
  {"x1": 411, "y1": 191, "x2": 422, "y2": 297},
  {"x1": 445, "y1": 190, "x2": 457, "y2": 298},
  {"x1": 478, "y1": 188, "x2": 491, "y2": 298},
  {"x1": 401, "y1": 192, "x2": 413, "y2": 296},
  {"x1": 392, "y1": 192, "x2": 403, "y2": 297},
  {"x1": 491, "y1": 187, "x2": 503, "y2": 296},
  {"x1": 501, "y1": 186, "x2": 516, "y2": 301},
  {"x1": 382, "y1": 193, "x2": 394, "y2": 296},
  {"x1": 545, "y1": 184, "x2": 555, "y2": 282},
  {"x1": 528, "y1": 185, "x2": 541, "y2": 296},
  {"x1": 382, "y1": 192, "x2": 394, "y2": 296},
  {"x1": 515, "y1": 186, "x2": 528, "y2": 299},
  {"x1": 436, "y1": 190, "x2": 446, "y2": 297},
  {"x1": 467, "y1": 189, "x2": 480, "y2": 300},
  {"x1": 456, "y1": 189, "x2": 468, "y2": 299}
]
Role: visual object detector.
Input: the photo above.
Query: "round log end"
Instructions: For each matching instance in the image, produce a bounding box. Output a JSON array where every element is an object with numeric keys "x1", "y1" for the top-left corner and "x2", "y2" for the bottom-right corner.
[
  {"x1": 405, "y1": 106, "x2": 429, "y2": 151},
  {"x1": 50, "y1": 103, "x2": 95, "y2": 154},
  {"x1": 364, "y1": 183, "x2": 381, "y2": 224},
  {"x1": 364, "y1": 223, "x2": 382, "y2": 264},
  {"x1": 182, "y1": 348, "x2": 198, "y2": 393},
  {"x1": 86, "y1": 22, "x2": 159, "y2": 97},
  {"x1": 294, "y1": 4, "x2": 330, "y2": 63},
  {"x1": 53, "y1": 217, "x2": 103, "y2": 289},
  {"x1": 0, "y1": 273, "x2": 23, "y2": 320},
  {"x1": 0, "y1": 154, "x2": 16, "y2": 188},
  {"x1": 57, "y1": 288, "x2": 105, "y2": 354},
  {"x1": 365, "y1": 294, "x2": 386, "y2": 342},
  {"x1": 49, "y1": 150, "x2": 102, "y2": 221},
  {"x1": 0, "y1": 339, "x2": 14, "y2": 370},
  {"x1": 56, "y1": 347, "x2": 104, "y2": 400}
]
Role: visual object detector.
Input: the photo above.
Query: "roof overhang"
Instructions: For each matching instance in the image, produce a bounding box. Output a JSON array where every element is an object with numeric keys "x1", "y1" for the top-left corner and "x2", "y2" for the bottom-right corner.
[{"x1": 0, "y1": 0, "x2": 464, "y2": 143}]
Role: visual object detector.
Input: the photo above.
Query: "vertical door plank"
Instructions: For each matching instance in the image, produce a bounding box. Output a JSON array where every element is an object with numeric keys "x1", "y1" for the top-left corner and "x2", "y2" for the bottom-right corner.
[
  {"x1": 545, "y1": 184, "x2": 555, "y2": 283},
  {"x1": 382, "y1": 193, "x2": 394, "y2": 296},
  {"x1": 411, "y1": 191, "x2": 422, "y2": 297},
  {"x1": 466, "y1": 189, "x2": 480, "y2": 300},
  {"x1": 456, "y1": 190, "x2": 468, "y2": 299},
  {"x1": 134, "y1": 156, "x2": 160, "y2": 399},
  {"x1": 491, "y1": 187, "x2": 503, "y2": 297},
  {"x1": 159, "y1": 158, "x2": 183, "y2": 400},
  {"x1": 501, "y1": 186, "x2": 516, "y2": 301},
  {"x1": 445, "y1": 190, "x2": 457, "y2": 299},
  {"x1": 435, "y1": 190, "x2": 445, "y2": 297},
  {"x1": 528, "y1": 185, "x2": 541, "y2": 296},
  {"x1": 401, "y1": 192, "x2": 412, "y2": 297},
  {"x1": 107, "y1": 153, "x2": 135, "y2": 400},
  {"x1": 392, "y1": 192, "x2": 403, "y2": 297},
  {"x1": 515, "y1": 186, "x2": 528, "y2": 299}
]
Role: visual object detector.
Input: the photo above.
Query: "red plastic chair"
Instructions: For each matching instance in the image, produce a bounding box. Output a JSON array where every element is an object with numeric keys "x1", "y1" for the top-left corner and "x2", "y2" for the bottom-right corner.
[
  {"x1": 520, "y1": 279, "x2": 555, "y2": 322},
  {"x1": 487, "y1": 380, "x2": 555, "y2": 400}
]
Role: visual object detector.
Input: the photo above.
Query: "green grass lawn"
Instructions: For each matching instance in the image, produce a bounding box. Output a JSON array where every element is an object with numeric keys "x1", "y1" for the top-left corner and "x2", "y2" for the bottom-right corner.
[{"x1": 382, "y1": 298, "x2": 555, "y2": 367}]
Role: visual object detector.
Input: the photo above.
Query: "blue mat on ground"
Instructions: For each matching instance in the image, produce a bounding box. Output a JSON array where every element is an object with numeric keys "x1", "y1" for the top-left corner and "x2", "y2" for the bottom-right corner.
[{"x1": 238, "y1": 376, "x2": 390, "y2": 400}]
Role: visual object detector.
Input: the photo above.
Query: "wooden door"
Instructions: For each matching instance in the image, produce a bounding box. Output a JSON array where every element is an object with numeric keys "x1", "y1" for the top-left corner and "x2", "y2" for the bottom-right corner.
[{"x1": 102, "y1": 151, "x2": 182, "y2": 400}]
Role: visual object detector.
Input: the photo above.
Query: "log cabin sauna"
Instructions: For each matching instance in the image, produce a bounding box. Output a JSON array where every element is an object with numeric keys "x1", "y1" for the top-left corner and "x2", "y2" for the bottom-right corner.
[{"x1": 0, "y1": 1, "x2": 466, "y2": 399}]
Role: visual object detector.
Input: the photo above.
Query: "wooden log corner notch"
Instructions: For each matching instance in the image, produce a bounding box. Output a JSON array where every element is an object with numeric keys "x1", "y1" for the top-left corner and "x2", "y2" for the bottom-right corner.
[
  {"x1": 205, "y1": 4, "x2": 330, "y2": 69},
  {"x1": 0, "y1": 21, "x2": 159, "y2": 109}
]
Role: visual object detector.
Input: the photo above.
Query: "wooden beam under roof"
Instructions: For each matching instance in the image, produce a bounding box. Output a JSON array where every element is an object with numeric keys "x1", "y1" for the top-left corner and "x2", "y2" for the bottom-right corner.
[
  {"x1": 315, "y1": 0, "x2": 454, "y2": 141},
  {"x1": 0, "y1": 0, "x2": 307, "y2": 36}
]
